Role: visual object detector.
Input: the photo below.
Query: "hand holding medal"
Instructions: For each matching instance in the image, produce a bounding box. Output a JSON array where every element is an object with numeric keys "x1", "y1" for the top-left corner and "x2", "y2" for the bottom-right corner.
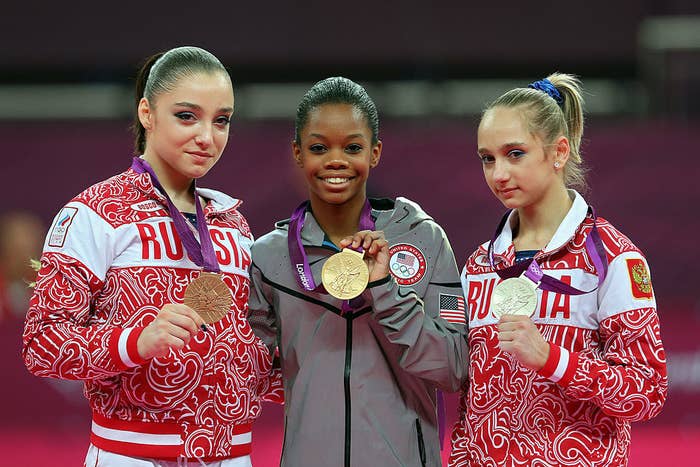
[
  {"x1": 496, "y1": 315, "x2": 551, "y2": 371},
  {"x1": 288, "y1": 200, "x2": 388, "y2": 304},
  {"x1": 323, "y1": 230, "x2": 389, "y2": 300},
  {"x1": 137, "y1": 304, "x2": 207, "y2": 360}
]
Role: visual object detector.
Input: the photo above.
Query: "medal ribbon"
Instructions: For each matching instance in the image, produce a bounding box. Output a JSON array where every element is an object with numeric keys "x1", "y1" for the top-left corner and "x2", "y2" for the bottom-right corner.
[
  {"x1": 287, "y1": 199, "x2": 374, "y2": 292},
  {"x1": 488, "y1": 207, "x2": 608, "y2": 294},
  {"x1": 131, "y1": 157, "x2": 220, "y2": 273}
]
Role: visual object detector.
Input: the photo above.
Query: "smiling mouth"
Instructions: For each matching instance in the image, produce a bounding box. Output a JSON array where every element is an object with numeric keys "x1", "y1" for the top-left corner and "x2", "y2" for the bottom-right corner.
[{"x1": 321, "y1": 177, "x2": 353, "y2": 184}]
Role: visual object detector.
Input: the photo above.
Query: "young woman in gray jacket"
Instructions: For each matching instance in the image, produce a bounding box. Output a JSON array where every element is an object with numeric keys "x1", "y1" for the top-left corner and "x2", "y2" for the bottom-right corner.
[{"x1": 248, "y1": 77, "x2": 469, "y2": 467}]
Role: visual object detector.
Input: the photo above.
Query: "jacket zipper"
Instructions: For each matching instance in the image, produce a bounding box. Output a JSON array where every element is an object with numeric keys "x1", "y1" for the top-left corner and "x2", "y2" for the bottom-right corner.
[
  {"x1": 281, "y1": 416, "x2": 288, "y2": 462},
  {"x1": 416, "y1": 418, "x2": 426, "y2": 466},
  {"x1": 344, "y1": 315, "x2": 353, "y2": 467}
]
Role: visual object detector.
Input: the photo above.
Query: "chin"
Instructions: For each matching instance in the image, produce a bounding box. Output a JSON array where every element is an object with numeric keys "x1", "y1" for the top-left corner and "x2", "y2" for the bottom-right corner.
[
  {"x1": 188, "y1": 166, "x2": 214, "y2": 179},
  {"x1": 322, "y1": 195, "x2": 352, "y2": 206},
  {"x1": 313, "y1": 190, "x2": 355, "y2": 206},
  {"x1": 499, "y1": 197, "x2": 522, "y2": 209}
]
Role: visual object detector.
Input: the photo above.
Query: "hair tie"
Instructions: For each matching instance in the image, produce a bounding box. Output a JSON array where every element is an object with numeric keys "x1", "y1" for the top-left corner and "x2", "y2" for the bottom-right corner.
[{"x1": 528, "y1": 79, "x2": 564, "y2": 106}]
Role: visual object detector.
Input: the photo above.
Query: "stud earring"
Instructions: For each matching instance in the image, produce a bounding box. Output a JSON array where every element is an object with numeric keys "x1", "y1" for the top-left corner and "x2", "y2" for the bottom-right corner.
[{"x1": 554, "y1": 161, "x2": 561, "y2": 169}]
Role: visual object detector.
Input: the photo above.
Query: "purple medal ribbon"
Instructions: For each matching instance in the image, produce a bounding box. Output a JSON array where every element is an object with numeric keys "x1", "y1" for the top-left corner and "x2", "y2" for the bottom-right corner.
[
  {"x1": 131, "y1": 157, "x2": 220, "y2": 273},
  {"x1": 488, "y1": 207, "x2": 608, "y2": 294},
  {"x1": 287, "y1": 199, "x2": 374, "y2": 294}
]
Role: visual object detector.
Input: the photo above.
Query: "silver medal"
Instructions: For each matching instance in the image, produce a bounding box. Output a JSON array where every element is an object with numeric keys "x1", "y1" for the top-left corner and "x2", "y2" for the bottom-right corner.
[{"x1": 492, "y1": 276, "x2": 538, "y2": 318}]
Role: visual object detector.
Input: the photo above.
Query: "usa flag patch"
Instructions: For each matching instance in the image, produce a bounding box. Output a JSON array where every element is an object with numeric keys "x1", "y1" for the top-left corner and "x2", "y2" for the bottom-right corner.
[{"x1": 439, "y1": 293, "x2": 466, "y2": 325}]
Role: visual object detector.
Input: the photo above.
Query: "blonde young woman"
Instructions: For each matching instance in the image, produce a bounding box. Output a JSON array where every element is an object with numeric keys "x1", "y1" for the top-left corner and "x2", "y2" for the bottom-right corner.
[{"x1": 449, "y1": 73, "x2": 667, "y2": 466}]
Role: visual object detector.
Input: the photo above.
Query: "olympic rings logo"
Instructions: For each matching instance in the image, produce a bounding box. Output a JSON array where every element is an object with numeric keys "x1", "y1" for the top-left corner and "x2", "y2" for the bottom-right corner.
[
  {"x1": 391, "y1": 262, "x2": 415, "y2": 277},
  {"x1": 388, "y1": 243, "x2": 427, "y2": 286}
]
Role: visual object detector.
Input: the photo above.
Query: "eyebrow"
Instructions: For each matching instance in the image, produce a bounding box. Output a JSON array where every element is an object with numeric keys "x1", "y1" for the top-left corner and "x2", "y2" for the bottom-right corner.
[
  {"x1": 174, "y1": 102, "x2": 234, "y2": 113},
  {"x1": 478, "y1": 141, "x2": 525, "y2": 154},
  {"x1": 308, "y1": 133, "x2": 367, "y2": 140}
]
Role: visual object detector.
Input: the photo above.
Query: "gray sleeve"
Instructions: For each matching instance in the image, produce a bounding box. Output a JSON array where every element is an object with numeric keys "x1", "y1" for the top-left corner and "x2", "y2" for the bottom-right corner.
[
  {"x1": 367, "y1": 225, "x2": 469, "y2": 392},
  {"x1": 247, "y1": 261, "x2": 278, "y2": 354}
]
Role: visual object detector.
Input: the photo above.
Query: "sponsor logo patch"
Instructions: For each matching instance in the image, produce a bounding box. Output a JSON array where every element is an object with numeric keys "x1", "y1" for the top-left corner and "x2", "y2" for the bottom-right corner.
[
  {"x1": 49, "y1": 207, "x2": 78, "y2": 247},
  {"x1": 388, "y1": 243, "x2": 427, "y2": 285},
  {"x1": 626, "y1": 258, "x2": 653, "y2": 300},
  {"x1": 131, "y1": 200, "x2": 164, "y2": 212}
]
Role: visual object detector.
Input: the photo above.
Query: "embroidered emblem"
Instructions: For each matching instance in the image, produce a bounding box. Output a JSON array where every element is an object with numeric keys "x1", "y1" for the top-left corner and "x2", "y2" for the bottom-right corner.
[
  {"x1": 388, "y1": 243, "x2": 427, "y2": 285},
  {"x1": 48, "y1": 207, "x2": 78, "y2": 248},
  {"x1": 626, "y1": 258, "x2": 653, "y2": 299},
  {"x1": 131, "y1": 200, "x2": 164, "y2": 212}
]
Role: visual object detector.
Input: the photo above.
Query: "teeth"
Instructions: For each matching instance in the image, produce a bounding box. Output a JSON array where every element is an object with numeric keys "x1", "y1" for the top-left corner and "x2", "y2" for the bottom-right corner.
[{"x1": 325, "y1": 177, "x2": 349, "y2": 184}]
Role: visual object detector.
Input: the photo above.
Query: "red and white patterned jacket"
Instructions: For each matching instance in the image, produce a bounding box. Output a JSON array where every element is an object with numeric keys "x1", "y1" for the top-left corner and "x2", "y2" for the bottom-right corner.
[
  {"x1": 449, "y1": 192, "x2": 667, "y2": 467},
  {"x1": 22, "y1": 166, "x2": 282, "y2": 461}
]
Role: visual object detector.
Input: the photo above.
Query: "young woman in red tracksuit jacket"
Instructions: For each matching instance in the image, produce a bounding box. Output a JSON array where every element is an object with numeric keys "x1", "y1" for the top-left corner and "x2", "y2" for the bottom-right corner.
[
  {"x1": 448, "y1": 73, "x2": 667, "y2": 466},
  {"x1": 22, "y1": 46, "x2": 280, "y2": 467}
]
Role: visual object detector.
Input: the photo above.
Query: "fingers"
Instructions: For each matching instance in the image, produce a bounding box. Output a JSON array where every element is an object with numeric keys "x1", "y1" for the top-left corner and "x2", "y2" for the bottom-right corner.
[
  {"x1": 366, "y1": 238, "x2": 388, "y2": 256},
  {"x1": 339, "y1": 230, "x2": 385, "y2": 251},
  {"x1": 497, "y1": 315, "x2": 534, "y2": 337},
  {"x1": 137, "y1": 304, "x2": 206, "y2": 360},
  {"x1": 166, "y1": 304, "x2": 206, "y2": 333},
  {"x1": 495, "y1": 315, "x2": 549, "y2": 370},
  {"x1": 498, "y1": 314, "x2": 531, "y2": 324}
]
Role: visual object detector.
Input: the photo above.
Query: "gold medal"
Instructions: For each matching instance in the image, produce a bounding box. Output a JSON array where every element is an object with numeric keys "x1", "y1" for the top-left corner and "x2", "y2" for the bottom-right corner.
[
  {"x1": 321, "y1": 248, "x2": 370, "y2": 300},
  {"x1": 183, "y1": 272, "x2": 233, "y2": 324},
  {"x1": 492, "y1": 276, "x2": 538, "y2": 318}
]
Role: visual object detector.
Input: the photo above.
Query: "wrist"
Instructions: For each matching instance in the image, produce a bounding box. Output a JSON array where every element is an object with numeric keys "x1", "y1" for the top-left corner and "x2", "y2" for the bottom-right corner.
[
  {"x1": 536, "y1": 341, "x2": 551, "y2": 371},
  {"x1": 368, "y1": 274, "x2": 392, "y2": 288}
]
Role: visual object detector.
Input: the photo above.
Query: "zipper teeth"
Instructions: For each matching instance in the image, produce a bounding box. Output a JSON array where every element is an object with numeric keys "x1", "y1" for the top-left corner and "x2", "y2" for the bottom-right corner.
[
  {"x1": 344, "y1": 316, "x2": 353, "y2": 467},
  {"x1": 416, "y1": 418, "x2": 426, "y2": 466}
]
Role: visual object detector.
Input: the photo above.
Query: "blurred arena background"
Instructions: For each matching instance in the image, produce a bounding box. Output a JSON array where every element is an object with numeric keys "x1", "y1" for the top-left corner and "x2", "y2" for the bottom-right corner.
[{"x1": 1, "y1": 1, "x2": 699, "y2": 465}]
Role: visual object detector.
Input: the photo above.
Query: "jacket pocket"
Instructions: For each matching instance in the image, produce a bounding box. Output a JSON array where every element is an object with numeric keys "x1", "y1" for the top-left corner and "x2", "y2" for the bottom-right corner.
[{"x1": 415, "y1": 418, "x2": 426, "y2": 467}]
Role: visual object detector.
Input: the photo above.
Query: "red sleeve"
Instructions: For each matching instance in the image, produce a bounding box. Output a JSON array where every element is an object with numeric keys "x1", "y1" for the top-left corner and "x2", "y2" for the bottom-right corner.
[
  {"x1": 23, "y1": 252, "x2": 149, "y2": 380},
  {"x1": 557, "y1": 308, "x2": 667, "y2": 421}
]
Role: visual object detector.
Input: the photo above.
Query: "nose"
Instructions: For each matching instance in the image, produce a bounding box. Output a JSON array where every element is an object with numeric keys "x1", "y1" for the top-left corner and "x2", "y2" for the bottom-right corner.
[
  {"x1": 323, "y1": 149, "x2": 349, "y2": 169},
  {"x1": 491, "y1": 158, "x2": 509, "y2": 183},
  {"x1": 195, "y1": 123, "x2": 213, "y2": 148}
]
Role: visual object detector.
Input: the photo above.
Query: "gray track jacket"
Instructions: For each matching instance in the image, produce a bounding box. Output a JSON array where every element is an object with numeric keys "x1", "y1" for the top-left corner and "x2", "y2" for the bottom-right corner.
[{"x1": 248, "y1": 197, "x2": 469, "y2": 467}]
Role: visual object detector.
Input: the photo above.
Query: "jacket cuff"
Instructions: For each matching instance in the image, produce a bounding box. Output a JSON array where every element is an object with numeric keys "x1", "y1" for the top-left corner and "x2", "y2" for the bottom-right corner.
[
  {"x1": 537, "y1": 343, "x2": 579, "y2": 387},
  {"x1": 367, "y1": 274, "x2": 392, "y2": 288},
  {"x1": 109, "y1": 326, "x2": 148, "y2": 369}
]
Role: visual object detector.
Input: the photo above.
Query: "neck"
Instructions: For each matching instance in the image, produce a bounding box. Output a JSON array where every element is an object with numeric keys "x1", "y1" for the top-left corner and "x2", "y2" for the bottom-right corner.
[
  {"x1": 309, "y1": 195, "x2": 368, "y2": 247},
  {"x1": 513, "y1": 186, "x2": 572, "y2": 250},
  {"x1": 143, "y1": 153, "x2": 196, "y2": 211}
]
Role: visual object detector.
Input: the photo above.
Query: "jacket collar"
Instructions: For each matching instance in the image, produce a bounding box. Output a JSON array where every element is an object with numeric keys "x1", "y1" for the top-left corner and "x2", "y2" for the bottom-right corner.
[
  {"x1": 492, "y1": 190, "x2": 589, "y2": 256},
  {"x1": 128, "y1": 168, "x2": 242, "y2": 216},
  {"x1": 276, "y1": 197, "x2": 431, "y2": 247}
]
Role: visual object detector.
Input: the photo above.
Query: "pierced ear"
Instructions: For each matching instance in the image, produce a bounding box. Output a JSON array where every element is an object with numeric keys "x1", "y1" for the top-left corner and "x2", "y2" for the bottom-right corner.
[
  {"x1": 292, "y1": 141, "x2": 303, "y2": 167},
  {"x1": 138, "y1": 97, "x2": 153, "y2": 130},
  {"x1": 369, "y1": 140, "x2": 383, "y2": 168},
  {"x1": 555, "y1": 136, "x2": 570, "y2": 166}
]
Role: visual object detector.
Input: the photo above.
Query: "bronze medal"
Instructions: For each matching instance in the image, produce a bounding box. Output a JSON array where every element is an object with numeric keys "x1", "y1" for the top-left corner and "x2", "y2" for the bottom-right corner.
[
  {"x1": 321, "y1": 248, "x2": 370, "y2": 300},
  {"x1": 183, "y1": 272, "x2": 233, "y2": 324},
  {"x1": 492, "y1": 276, "x2": 538, "y2": 318}
]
